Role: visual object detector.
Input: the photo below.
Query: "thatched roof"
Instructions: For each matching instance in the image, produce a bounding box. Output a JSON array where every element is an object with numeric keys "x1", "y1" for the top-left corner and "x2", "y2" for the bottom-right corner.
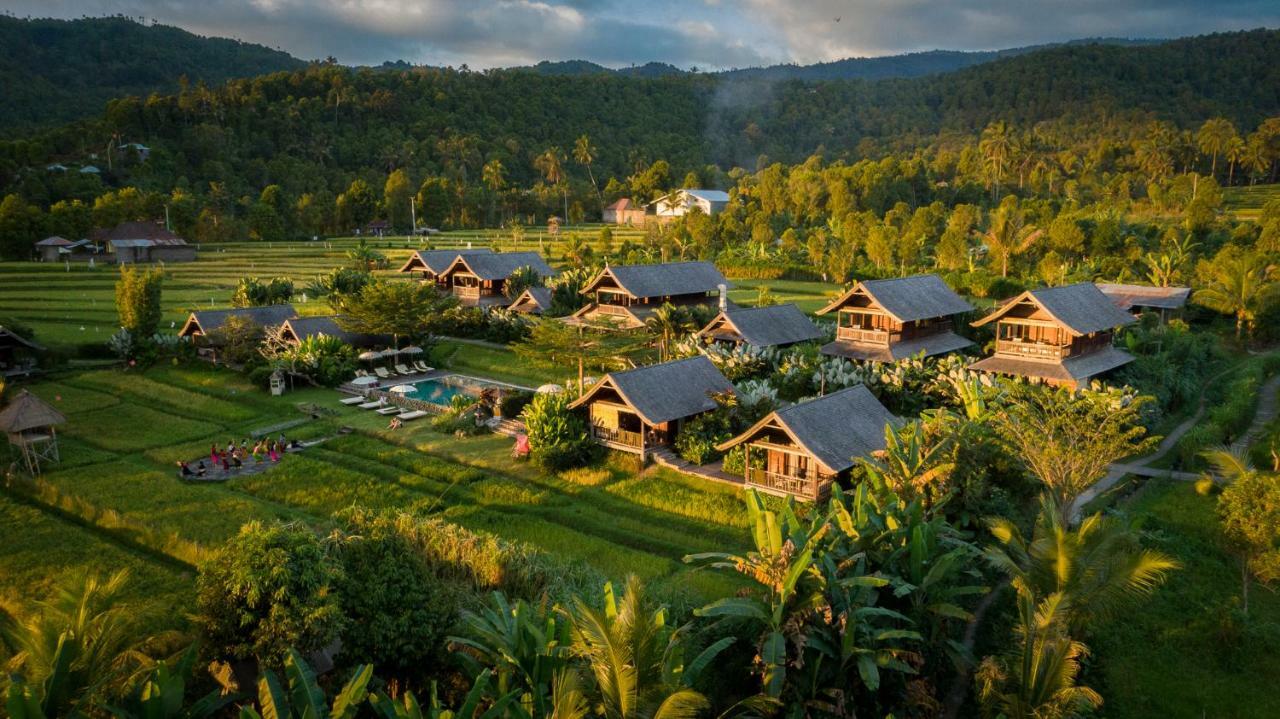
[
  {"x1": 0, "y1": 326, "x2": 44, "y2": 351},
  {"x1": 821, "y1": 330, "x2": 972, "y2": 362},
  {"x1": 973, "y1": 283, "x2": 1135, "y2": 336},
  {"x1": 180, "y1": 304, "x2": 298, "y2": 337},
  {"x1": 442, "y1": 251, "x2": 555, "y2": 281},
  {"x1": 0, "y1": 390, "x2": 66, "y2": 433},
  {"x1": 582, "y1": 261, "x2": 728, "y2": 299},
  {"x1": 968, "y1": 346, "x2": 1134, "y2": 384},
  {"x1": 398, "y1": 248, "x2": 493, "y2": 275},
  {"x1": 569, "y1": 356, "x2": 734, "y2": 426},
  {"x1": 280, "y1": 316, "x2": 387, "y2": 348},
  {"x1": 718, "y1": 385, "x2": 898, "y2": 474},
  {"x1": 818, "y1": 274, "x2": 973, "y2": 322},
  {"x1": 1096, "y1": 283, "x2": 1191, "y2": 311},
  {"x1": 509, "y1": 287, "x2": 552, "y2": 314},
  {"x1": 698, "y1": 304, "x2": 822, "y2": 347}
]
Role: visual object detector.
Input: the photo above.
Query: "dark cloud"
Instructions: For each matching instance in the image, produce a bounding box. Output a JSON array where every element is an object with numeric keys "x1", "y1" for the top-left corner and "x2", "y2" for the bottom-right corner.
[{"x1": 3, "y1": 0, "x2": 1276, "y2": 68}]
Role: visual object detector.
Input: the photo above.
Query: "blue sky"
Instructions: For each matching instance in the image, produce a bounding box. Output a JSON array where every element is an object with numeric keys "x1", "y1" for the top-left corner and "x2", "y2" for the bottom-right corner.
[{"x1": 6, "y1": 0, "x2": 1279, "y2": 69}]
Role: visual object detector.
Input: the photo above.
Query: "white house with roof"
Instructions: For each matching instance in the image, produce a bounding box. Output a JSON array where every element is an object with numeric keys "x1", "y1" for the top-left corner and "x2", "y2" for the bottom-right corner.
[{"x1": 649, "y1": 189, "x2": 730, "y2": 219}]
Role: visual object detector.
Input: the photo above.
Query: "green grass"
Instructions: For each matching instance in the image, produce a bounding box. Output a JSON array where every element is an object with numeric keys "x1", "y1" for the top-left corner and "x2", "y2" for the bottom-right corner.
[
  {"x1": 1223, "y1": 183, "x2": 1280, "y2": 220},
  {"x1": 1091, "y1": 479, "x2": 1280, "y2": 719},
  {"x1": 432, "y1": 340, "x2": 559, "y2": 387}
]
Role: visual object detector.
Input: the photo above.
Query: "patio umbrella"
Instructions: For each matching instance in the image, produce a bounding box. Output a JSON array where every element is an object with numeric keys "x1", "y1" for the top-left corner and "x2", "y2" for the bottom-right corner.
[
  {"x1": 399, "y1": 345, "x2": 423, "y2": 355},
  {"x1": 357, "y1": 350, "x2": 382, "y2": 361},
  {"x1": 351, "y1": 376, "x2": 379, "y2": 386},
  {"x1": 535, "y1": 383, "x2": 564, "y2": 394},
  {"x1": 388, "y1": 384, "x2": 415, "y2": 394}
]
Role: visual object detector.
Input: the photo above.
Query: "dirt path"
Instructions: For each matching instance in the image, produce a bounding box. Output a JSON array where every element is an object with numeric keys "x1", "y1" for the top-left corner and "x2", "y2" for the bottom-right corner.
[{"x1": 1071, "y1": 368, "x2": 1280, "y2": 520}]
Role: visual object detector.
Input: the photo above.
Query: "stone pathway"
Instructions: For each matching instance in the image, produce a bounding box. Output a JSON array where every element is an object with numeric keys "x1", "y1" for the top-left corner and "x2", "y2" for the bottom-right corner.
[{"x1": 648, "y1": 447, "x2": 744, "y2": 488}]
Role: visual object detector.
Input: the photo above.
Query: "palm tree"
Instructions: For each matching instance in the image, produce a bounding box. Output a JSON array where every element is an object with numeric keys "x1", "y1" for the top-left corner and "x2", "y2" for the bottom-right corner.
[
  {"x1": 977, "y1": 198, "x2": 1042, "y2": 277},
  {"x1": 1, "y1": 571, "x2": 147, "y2": 718},
  {"x1": 535, "y1": 147, "x2": 568, "y2": 224},
  {"x1": 979, "y1": 121, "x2": 1015, "y2": 201},
  {"x1": 562, "y1": 576, "x2": 729, "y2": 719},
  {"x1": 450, "y1": 592, "x2": 571, "y2": 713},
  {"x1": 345, "y1": 238, "x2": 385, "y2": 272},
  {"x1": 1225, "y1": 134, "x2": 1248, "y2": 186},
  {"x1": 1196, "y1": 117, "x2": 1238, "y2": 179},
  {"x1": 975, "y1": 591, "x2": 1102, "y2": 719},
  {"x1": 573, "y1": 135, "x2": 603, "y2": 213},
  {"x1": 984, "y1": 496, "x2": 1178, "y2": 634},
  {"x1": 482, "y1": 158, "x2": 506, "y2": 225},
  {"x1": 1194, "y1": 249, "x2": 1278, "y2": 337},
  {"x1": 643, "y1": 303, "x2": 695, "y2": 361}
]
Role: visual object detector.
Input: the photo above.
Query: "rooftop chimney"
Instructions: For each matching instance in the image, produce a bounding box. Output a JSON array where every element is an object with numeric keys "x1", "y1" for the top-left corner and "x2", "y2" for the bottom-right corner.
[{"x1": 718, "y1": 283, "x2": 728, "y2": 311}]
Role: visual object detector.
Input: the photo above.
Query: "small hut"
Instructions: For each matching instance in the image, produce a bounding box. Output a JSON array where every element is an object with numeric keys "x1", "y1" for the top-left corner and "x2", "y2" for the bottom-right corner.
[
  {"x1": 0, "y1": 390, "x2": 66, "y2": 475},
  {"x1": 509, "y1": 287, "x2": 553, "y2": 315}
]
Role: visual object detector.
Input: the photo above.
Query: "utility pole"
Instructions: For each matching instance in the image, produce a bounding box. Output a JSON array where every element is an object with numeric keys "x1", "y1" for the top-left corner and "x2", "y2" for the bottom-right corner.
[{"x1": 409, "y1": 196, "x2": 417, "y2": 238}]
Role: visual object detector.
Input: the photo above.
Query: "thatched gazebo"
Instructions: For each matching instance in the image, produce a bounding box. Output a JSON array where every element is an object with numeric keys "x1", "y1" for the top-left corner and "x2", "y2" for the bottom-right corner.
[{"x1": 0, "y1": 389, "x2": 66, "y2": 475}]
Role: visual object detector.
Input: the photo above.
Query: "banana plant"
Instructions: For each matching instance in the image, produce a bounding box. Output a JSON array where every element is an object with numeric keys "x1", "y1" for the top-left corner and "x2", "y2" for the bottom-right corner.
[
  {"x1": 368, "y1": 669, "x2": 521, "y2": 719},
  {"x1": 685, "y1": 492, "x2": 829, "y2": 698},
  {"x1": 107, "y1": 646, "x2": 237, "y2": 718},
  {"x1": 238, "y1": 649, "x2": 372, "y2": 719}
]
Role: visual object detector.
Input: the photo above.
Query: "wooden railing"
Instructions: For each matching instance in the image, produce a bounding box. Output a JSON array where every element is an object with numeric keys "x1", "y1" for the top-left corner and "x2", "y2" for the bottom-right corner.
[
  {"x1": 453, "y1": 285, "x2": 496, "y2": 299},
  {"x1": 747, "y1": 468, "x2": 822, "y2": 500},
  {"x1": 995, "y1": 339, "x2": 1069, "y2": 359},
  {"x1": 594, "y1": 303, "x2": 633, "y2": 316},
  {"x1": 836, "y1": 327, "x2": 892, "y2": 345},
  {"x1": 592, "y1": 425, "x2": 644, "y2": 449}
]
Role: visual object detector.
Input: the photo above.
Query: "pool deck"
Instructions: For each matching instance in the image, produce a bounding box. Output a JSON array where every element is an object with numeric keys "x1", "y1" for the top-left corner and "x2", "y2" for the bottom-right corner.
[{"x1": 339, "y1": 369, "x2": 534, "y2": 396}]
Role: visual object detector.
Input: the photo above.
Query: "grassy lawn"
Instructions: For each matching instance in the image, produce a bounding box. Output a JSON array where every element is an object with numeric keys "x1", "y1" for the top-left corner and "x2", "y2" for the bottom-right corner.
[
  {"x1": 1091, "y1": 479, "x2": 1280, "y2": 719},
  {"x1": 431, "y1": 340, "x2": 560, "y2": 388}
]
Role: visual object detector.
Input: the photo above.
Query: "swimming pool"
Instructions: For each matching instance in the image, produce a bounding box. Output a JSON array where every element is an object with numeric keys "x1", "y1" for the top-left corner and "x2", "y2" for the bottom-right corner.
[{"x1": 399, "y1": 375, "x2": 489, "y2": 406}]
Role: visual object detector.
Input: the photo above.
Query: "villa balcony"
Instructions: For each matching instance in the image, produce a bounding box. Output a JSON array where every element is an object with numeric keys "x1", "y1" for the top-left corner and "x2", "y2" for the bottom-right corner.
[
  {"x1": 836, "y1": 327, "x2": 893, "y2": 345},
  {"x1": 995, "y1": 339, "x2": 1069, "y2": 359},
  {"x1": 591, "y1": 425, "x2": 644, "y2": 449},
  {"x1": 453, "y1": 286, "x2": 497, "y2": 299},
  {"x1": 746, "y1": 467, "x2": 822, "y2": 500}
]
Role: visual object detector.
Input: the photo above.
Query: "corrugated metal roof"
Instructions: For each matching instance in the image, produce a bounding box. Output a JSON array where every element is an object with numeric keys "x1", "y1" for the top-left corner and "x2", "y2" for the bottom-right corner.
[{"x1": 1096, "y1": 283, "x2": 1191, "y2": 311}]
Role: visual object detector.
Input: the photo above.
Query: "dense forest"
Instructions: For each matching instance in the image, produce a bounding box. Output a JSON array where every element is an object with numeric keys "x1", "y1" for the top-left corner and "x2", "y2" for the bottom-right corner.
[{"x1": 0, "y1": 16, "x2": 304, "y2": 128}]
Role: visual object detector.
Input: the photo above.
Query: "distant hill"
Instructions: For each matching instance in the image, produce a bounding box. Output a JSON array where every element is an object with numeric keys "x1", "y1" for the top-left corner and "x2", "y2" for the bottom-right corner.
[
  {"x1": 519, "y1": 38, "x2": 1161, "y2": 81},
  {"x1": 0, "y1": 16, "x2": 305, "y2": 128}
]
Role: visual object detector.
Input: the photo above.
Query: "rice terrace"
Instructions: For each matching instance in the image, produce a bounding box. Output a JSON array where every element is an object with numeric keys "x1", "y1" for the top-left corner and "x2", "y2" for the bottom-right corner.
[{"x1": 3, "y1": 10, "x2": 1280, "y2": 719}]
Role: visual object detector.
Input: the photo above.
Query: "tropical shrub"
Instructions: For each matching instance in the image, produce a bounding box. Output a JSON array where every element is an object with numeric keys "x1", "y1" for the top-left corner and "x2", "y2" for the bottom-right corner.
[
  {"x1": 279, "y1": 334, "x2": 357, "y2": 387},
  {"x1": 232, "y1": 276, "x2": 294, "y2": 307},
  {"x1": 195, "y1": 521, "x2": 345, "y2": 667},
  {"x1": 521, "y1": 390, "x2": 599, "y2": 470}
]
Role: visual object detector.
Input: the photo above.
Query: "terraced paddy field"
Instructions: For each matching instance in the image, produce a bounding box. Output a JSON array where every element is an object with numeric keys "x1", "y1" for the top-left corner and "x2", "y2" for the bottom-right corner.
[
  {"x1": 1, "y1": 362, "x2": 754, "y2": 631},
  {"x1": 1223, "y1": 182, "x2": 1280, "y2": 220}
]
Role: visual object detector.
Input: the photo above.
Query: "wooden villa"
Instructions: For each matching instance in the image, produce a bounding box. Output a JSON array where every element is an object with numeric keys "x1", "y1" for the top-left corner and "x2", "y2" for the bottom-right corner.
[
  {"x1": 508, "y1": 286, "x2": 553, "y2": 315},
  {"x1": 696, "y1": 303, "x2": 823, "y2": 349},
  {"x1": 179, "y1": 304, "x2": 298, "y2": 361},
  {"x1": 968, "y1": 282, "x2": 1136, "y2": 388},
  {"x1": 398, "y1": 248, "x2": 494, "y2": 287},
  {"x1": 717, "y1": 385, "x2": 898, "y2": 501},
  {"x1": 437, "y1": 251, "x2": 555, "y2": 309},
  {"x1": 1096, "y1": 283, "x2": 1191, "y2": 323},
  {"x1": 816, "y1": 274, "x2": 974, "y2": 362},
  {"x1": 569, "y1": 261, "x2": 729, "y2": 329},
  {"x1": 278, "y1": 315, "x2": 387, "y2": 349},
  {"x1": 568, "y1": 356, "x2": 735, "y2": 460}
]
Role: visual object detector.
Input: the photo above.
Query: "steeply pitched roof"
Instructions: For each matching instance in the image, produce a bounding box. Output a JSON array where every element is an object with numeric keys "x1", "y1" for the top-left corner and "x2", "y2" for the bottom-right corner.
[
  {"x1": 181, "y1": 304, "x2": 298, "y2": 336},
  {"x1": 510, "y1": 286, "x2": 552, "y2": 313},
  {"x1": 818, "y1": 274, "x2": 973, "y2": 322},
  {"x1": 398, "y1": 248, "x2": 493, "y2": 275},
  {"x1": 973, "y1": 283, "x2": 1136, "y2": 336},
  {"x1": 0, "y1": 326, "x2": 44, "y2": 351},
  {"x1": 584, "y1": 261, "x2": 729, "y2": 299},
  {"x1": 570, "y1": 356, "x2": 734, "y2": 426},
  {"x1": 699, "y1": 304, "x2": 822, "y2": 347},
  {"x1": 718, "y1": 385, "x2": 898, "y2": 474},
  {"x1": 444, "y1": 251, "x2": 555, "y2": 281},
  {"x1": 280, "y1": 315, "x2": 387, "y2": 348},
  {"x1": 1096, "y1": 283, "x2": 1191, "y2": 311},
  {"x1": 0, "y1": 390, "x2": 66, "y2": 433},
  {"x1": 102, "y1": 221, "x2": 186, "y2": 245}
]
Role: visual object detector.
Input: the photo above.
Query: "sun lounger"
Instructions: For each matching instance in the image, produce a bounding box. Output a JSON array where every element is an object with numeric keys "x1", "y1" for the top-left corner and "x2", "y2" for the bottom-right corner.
[
  {"x1": 355, "y1": 369, "x2": 369, "y2": 377},
  {"x1": 376, "y1": 405, "x2": 402, "y2": 415},
  {"x1": 374, "y1": 367, "x2": 393, "y2": 379},
  {"x1": 413, "y1": 361, "x2": 433, "y2": 373},
  {"x1": 397, "y1": 410, "x2": 428, "y2": 421},
  {"x1": 358, "y1": 400, "x2": 384, "y2": 409},
  {"x1": 339, "y1": 396, "x2": 366, "y2": 405},
  {"x1": 395, "y1": 363, "x2": 414, "y2": 375}
]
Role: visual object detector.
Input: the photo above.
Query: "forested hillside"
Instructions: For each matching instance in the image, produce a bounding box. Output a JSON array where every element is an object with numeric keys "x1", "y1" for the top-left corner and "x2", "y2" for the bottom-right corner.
[{"x1": 0, "y1": 16, "x2": 305, "y2": 128}]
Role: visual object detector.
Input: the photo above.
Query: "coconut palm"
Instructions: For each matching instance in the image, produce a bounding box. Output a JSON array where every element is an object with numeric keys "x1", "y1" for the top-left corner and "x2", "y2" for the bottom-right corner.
[
  {"x1": 984, "y1": 496, "x2": 1178, "y2": 634},
  {"x1": 482, "y1": 158, "x2": 507, "y2": 225},
  {"x1": 1193, "y1": 249, "x2": 1278, "y2": 337},
  {"x1": 107, "y1": 647, "x2": 235, "y2": 719},
  {"x1": 644, "y1": 303, "x2": 696, "y2": 361},
  {"x1": 1, "y1": 571, "x2": 149, "y2": 718},
  {"x1": 535, "y1": 147, "x2": 569, "y2": 223},
  {"x1": 561, "y1": 576, "x2": 730, "y2": 719},
  {"x1": 975, "y1": 591, "x2": 1102, "y2": 719},
  {"x1": 979, "y1": 121, "x2": 1015, "y2": 200},
  {"x1": 1196, "y1": 117, "x2": 1238, "y2": 178},
  {"x1": 573, "y1": 135, "x2": 603, "y2": 211},
  {"x1": 976, "y1": 198, "x2": 1042, "y2": 278}
]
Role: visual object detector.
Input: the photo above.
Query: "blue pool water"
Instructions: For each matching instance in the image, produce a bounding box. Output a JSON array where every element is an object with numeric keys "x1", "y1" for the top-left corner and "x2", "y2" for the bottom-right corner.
[{"x1": 402, "y1": 377, "x2": 477, "y2": 406}]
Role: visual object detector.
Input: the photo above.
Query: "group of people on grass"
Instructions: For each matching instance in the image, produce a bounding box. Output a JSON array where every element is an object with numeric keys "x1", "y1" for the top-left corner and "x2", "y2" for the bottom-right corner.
[{"x1": 177, "y1": 435, "x2": 299, "y2": 478}]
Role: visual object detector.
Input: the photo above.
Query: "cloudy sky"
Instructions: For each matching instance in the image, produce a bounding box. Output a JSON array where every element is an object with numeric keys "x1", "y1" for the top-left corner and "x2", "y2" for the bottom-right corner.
[{"x1": 6, "y1": 0, "x2": 1279, "y2": 69}]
